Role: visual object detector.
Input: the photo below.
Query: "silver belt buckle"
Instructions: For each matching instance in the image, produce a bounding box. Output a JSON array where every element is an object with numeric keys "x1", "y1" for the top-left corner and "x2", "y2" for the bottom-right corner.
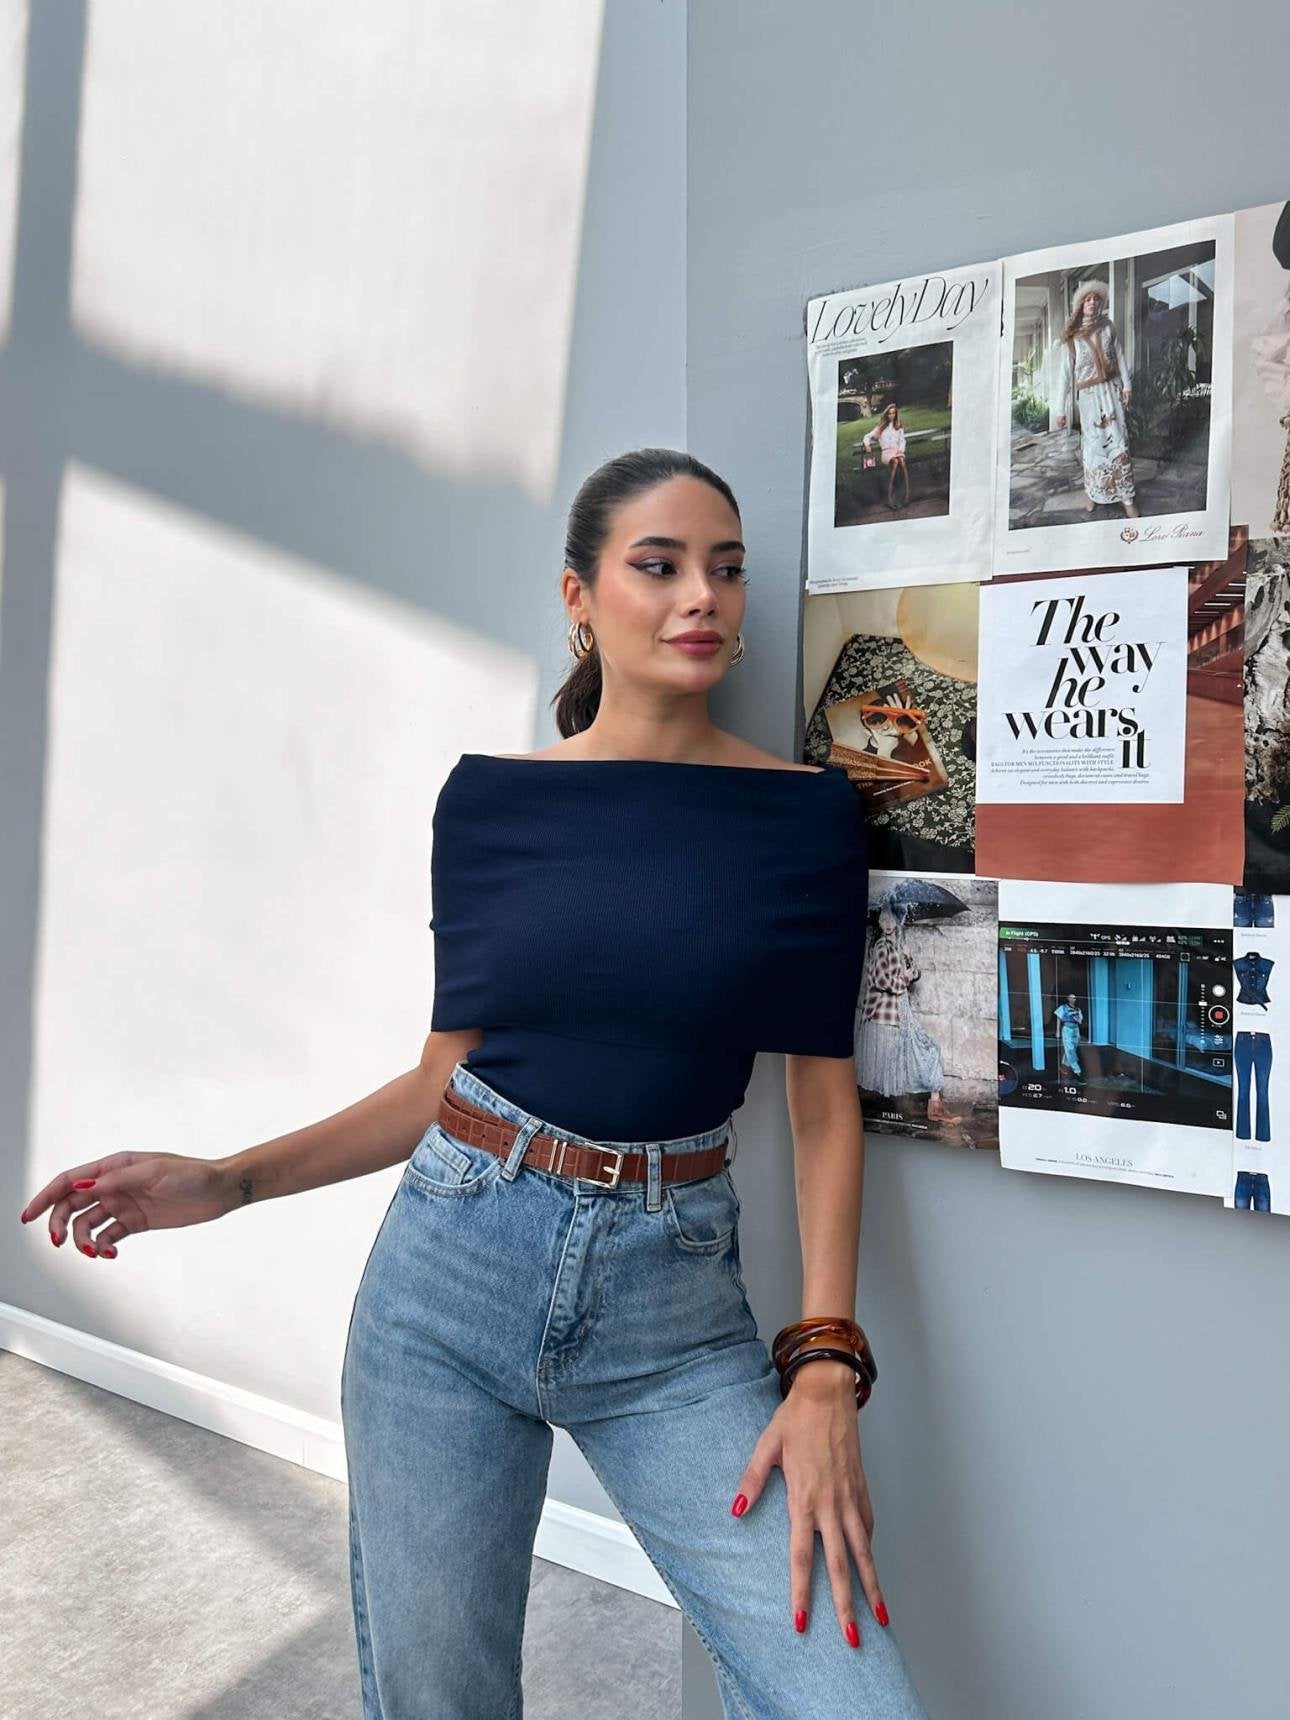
[{"x1": 590, "y1": 1147, "x2": 625, "y2": 1189}]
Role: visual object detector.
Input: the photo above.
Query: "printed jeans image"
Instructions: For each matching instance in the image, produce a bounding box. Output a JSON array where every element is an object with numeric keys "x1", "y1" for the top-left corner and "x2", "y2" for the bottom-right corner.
[
  {"x1": 1234, "y1": 890, "x2": 1275, "y2": 929},
  {"x1": 340, "y1": 1060, "x2": 931, "y2": 1720},
  {"x1": 1234, "y1": 1170, "x2": 1273, "y2": 1211},
  {"x1": 1235, "y1": 1031, "x2": 1274, "y2": 1142}
]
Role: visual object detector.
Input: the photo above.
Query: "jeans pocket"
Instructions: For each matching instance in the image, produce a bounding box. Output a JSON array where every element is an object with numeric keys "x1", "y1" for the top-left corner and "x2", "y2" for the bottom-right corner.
[
  {"x1": 662, "y1": 1168, "x2": 741, "y2": 1254},
  {"x1": 403, "y1": 1121, "x2": 504, "y2": 1199}
]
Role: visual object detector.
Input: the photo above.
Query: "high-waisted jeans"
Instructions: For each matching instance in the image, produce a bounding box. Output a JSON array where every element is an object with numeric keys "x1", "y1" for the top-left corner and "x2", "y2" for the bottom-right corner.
[
  {"x1": 1235, "y1": 1030, "x2": 1274, "y2": 1142},
  {"x1": 340, "y1": 1059, "x2": 930, "y2": 1720}
]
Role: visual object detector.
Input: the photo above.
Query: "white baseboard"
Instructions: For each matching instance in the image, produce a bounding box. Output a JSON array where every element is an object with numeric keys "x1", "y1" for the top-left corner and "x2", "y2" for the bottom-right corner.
[{"x1": 0, "y1": 1302, "x2": 677, "y2": 1609}]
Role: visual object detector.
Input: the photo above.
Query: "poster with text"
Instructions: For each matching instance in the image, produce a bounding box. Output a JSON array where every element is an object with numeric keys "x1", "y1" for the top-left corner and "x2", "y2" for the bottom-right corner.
[
  {"x1": 856, "y1": 872, "x2": 999, "y2": 1151},
  {"x1": 803, "y1": 581, "x2": 978, "y2": 873},
  {"x1": 805, "y1": 261, "x2": 1001, "y2": 591},
  {"x1": 996, "y1": 214, "x2": 1234, "y2": 573},
  {"x1": 977, "y1": 536, "x2": 1246, "y2": 881},
  {"x1": 998, "y1": 882, "x2": 1233, "y2": 1198},
  {"x1": 1231, "y1": 199, "x2": 1290, "y2": 541},
  {"x1": 976, "y1": 565, "x2": 1189, "y2": 807},
  {"x1": 1244, "y1": 539, "x2": 1290, "y2": 892},
  {"x1": 1227, "y1": 887, "x2": 1289, "y2": 1215}
]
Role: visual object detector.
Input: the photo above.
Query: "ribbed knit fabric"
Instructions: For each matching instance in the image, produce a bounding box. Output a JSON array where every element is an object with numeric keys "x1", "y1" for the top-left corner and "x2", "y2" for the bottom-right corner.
[{"x1": 428, "y1": 752, "x2": 870, "y2": 1141}]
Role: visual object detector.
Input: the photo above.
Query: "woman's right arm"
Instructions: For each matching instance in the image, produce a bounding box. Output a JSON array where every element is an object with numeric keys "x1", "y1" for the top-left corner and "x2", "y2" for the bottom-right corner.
[{"x1": 19, "y1": 1027, "x2": 481, "y2": 1251}]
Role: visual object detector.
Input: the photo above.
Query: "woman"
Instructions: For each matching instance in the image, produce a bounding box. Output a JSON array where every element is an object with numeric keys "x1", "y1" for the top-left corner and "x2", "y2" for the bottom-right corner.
[
  {"x1": 1055, "y1": 994, "x2": 1084, "y2": 1078},
  {"x1": 863, "y1": 402, "x2": 911, "y2": 509},
  {"x1": 1053, "y1": 279, "x2": 1140, "y2": 518},
  {"x1": 18, "y1": 449, "x2": 930, "y2": 1720},
  {"x1": 857, "y1": 903, "x2": 961, "y2": 1127}
]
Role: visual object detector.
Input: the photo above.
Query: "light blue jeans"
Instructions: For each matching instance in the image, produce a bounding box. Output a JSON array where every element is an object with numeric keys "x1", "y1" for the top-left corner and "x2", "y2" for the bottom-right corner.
[{"x1": 341, "y1": 1059, "x2": 931, "y2": 1719}]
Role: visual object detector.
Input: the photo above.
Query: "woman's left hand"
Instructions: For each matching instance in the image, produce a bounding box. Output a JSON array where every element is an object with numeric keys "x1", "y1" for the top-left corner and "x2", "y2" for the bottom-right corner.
[{"x1": 730, "y1": 1362, "x2": 889, "y2": 1645}]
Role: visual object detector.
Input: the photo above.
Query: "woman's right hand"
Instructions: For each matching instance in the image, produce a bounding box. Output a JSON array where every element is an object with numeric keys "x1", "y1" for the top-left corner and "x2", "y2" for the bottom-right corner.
[
  {"x1": 1055, "y1": 414, "x2": 1067, "y2": 430},
  {"x1": 19, "y1": 1151, "x2": 235, "y2": 1258}
]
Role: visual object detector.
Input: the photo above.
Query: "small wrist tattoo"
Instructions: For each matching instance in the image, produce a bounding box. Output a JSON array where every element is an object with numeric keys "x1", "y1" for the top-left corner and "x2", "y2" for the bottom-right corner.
[{"x1": 238, "y1": 1176, "x2": 255, "y2": 1207}]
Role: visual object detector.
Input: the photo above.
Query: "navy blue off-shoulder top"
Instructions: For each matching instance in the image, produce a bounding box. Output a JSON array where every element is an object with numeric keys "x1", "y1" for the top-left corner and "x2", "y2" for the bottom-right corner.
[{"x1": 428, "y1": 752, "x2": 869, "y2": 1142}]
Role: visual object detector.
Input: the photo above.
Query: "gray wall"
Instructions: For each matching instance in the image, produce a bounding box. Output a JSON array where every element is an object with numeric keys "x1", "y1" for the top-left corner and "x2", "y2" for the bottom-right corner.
[{"x1": 686, "y1": 3, "x2": 1290, "y2": 1717}]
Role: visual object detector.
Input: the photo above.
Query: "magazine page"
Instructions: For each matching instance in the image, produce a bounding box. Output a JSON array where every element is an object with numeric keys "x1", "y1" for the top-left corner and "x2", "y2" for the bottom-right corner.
[
  {"x1": 803, "y1": 581, "x2": 978, "y2": 873},
  {"x1": 856, "y1": 872, "x2": 999, "y2": 1152},
  {"x1": 995, "y1": 214, "x2": 1234, "y2": 574},
  {"x1": 977, "y1": 539, "x2": 1246, "y2": 881},
  {"x1": 1226, "y1": 888, "x2": 1289, "y2": 1214},
  {"x1": 1231, "y1": 198, "x2": 1290, "y2": 542},
  {"x1": 997, "y1": 881, "x2": 1233, "y2": 1197},
  {"x1": 976, "y1": 565, "x2": 1189, "y2": 807},
  {"x1": 1243, "y1": 539, "x2": 1290, "y2": 892},
  {"x1": 805, "y1": 262, "x2": 1001, "y2": 592}
]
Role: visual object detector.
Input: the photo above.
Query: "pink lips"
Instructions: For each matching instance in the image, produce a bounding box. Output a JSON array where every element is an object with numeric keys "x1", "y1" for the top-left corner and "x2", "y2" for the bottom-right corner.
[{"x1": 665, "y1": 633, "x2": 722, "y2": 657}]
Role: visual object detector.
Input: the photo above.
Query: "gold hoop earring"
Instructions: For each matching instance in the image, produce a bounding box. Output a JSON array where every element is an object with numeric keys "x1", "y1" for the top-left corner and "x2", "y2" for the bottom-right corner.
[
  {"x1": 567, "y1": 618, "x2": 595, "y2": 660},
  {"x1": 729, "y1": 631, "x2": 745, "y2": 666}
]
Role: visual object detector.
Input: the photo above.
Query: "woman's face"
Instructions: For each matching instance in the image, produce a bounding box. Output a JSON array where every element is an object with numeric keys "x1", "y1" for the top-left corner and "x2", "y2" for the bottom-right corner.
[
  {"x1": 884, "y1": 405, "x2": 897, "y2": 424},
  {"x1": 1066, "y1": 994, "x2": 1077, "y2": 1006},
  {"x1": 564, "y1": 476, "x2": 748, "y2": 693},
  {"x1": 1080, "y1": 291, "x2": 1102, "y2": 319},
  {"x1": 878, "y1": 907, "x2": 898, "y2": 934}
]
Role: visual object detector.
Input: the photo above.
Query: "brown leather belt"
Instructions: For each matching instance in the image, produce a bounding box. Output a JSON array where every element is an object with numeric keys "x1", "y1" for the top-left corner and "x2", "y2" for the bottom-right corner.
[{"x1": 438, "y1": 1086, "x2": 730, "y2": 1189}]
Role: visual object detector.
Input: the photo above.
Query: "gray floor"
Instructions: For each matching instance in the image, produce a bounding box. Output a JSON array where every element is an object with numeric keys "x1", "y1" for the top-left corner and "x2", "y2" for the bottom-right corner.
[{"x1": 0, "y1": 1351, "x2": 680, "y2": 1719}]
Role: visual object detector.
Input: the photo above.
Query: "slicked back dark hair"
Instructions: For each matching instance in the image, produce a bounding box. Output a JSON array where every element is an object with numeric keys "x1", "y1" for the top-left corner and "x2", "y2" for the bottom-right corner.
[{"x1": 551, "y1": 448, "x2": 741, "y2": 738}]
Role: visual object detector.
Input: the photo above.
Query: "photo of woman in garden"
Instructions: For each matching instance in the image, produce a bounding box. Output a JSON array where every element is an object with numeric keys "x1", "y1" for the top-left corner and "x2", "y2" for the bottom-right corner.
[
  {"x1": 1001, "y1": 222, "x2": 1228, "y2": 563},
  {"x1": 862, "y1": 403, "x2": 911, "y2": 509},
  {"x1": 1053, "y1": 279, "x2": 1140, "y2": 518}
]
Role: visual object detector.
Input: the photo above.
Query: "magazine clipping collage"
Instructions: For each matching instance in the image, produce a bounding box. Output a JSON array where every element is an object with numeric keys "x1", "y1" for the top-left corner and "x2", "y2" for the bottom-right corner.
[{"x1": 803, "y1": 199, "x2": 1290, "y2": 1213}]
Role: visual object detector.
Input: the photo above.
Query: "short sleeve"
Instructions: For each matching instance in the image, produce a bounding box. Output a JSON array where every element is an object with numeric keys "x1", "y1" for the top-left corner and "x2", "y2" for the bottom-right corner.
[
  {"x1": 427, "y1": 762, "x2": 490, "y2": 1032},
  {"x1": 757, "y1": 773, "x2": 869, "y2": 1058}
]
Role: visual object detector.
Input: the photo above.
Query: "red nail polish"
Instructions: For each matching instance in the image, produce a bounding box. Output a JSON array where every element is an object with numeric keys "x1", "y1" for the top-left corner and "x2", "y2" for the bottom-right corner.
[
  {"x1": 73, "y1": 1179, "x2": 96, "y2": 1190},
  {"x1": 51, "y1": 1231, "x2": 59, "y2": 1246},
  {"x1": 730, "y1": 1493, "x2": 748, "y2": 1517},
  {"x1": 875, "y1": 1601, "x2": 890, "y2": 1627},
  {"x1": 102, "y1": 1247, "x2": 117, "y2": 1258},
  {"x1": 845, "y1": 1620, "x2": 860, "y2": 1648},
  {"x1": 21, "y1": 1213, "x2": 29, "y2": 1223},
  {"x1": 794, "y1": 1609, "x2": 807, "y2": 1633},
  {"x1": 81, "y1": 1244, "x2": 96, "y2": 1256}
]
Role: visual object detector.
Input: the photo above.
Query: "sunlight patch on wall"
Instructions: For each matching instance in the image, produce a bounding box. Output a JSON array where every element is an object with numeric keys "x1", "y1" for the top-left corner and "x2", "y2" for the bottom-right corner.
[
  {"x1": 33, "y1": 460, "x2": 536, "y2": 1222},
  {"x1": 0, "y1": 1, "x2": 28, "y2": 343},
  {"x1": 71, "y1": 1, "x2": 602, "y2": 500}
]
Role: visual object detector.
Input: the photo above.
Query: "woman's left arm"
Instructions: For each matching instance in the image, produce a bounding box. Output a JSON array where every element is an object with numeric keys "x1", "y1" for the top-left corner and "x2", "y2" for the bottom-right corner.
[{"x1": 729, "y1": 1052, "x2": 891, "y2": 1647}]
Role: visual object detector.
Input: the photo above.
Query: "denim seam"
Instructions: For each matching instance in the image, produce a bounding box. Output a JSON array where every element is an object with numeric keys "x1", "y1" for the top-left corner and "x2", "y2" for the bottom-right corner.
[
  {"x1": 347, "y1": 1491, "x2": 382, "y2": 1718},
  {"x1": 534, "y1": 1194, "x2": 582, "y2": 1420},
  {"x1": 567, "y1": 1432, "x2": 756, "y2": 1720}
]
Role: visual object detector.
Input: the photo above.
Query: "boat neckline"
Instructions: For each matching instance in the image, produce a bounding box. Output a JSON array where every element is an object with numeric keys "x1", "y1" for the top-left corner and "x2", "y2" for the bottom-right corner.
[{"x1": 460, "y1": 751, "x2": 831, "y2": 777}]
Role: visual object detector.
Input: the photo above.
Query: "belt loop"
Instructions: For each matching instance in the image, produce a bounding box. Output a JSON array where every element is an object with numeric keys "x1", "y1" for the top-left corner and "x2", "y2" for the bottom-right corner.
[
  {"x1": 501, "y1": 1115, "x2": 542, "y2": 1181},
  {"x1": 645, "y1": 1142, "x2": 663, "y2": 1212},
  {"x1": 726, "y1": 1116, "x2": 738, "y2": 1168}
]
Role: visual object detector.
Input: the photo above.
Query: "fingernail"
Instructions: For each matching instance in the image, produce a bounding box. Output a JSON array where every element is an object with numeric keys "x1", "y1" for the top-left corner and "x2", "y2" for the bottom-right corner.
[
  {"x1": 20, "y1": 1212, "x2": 29, "y2": 1223},
  {"x1": 81, "y1": 1244, "x2": 96, "y2": 1257},
  {"x1": 102, "y1": 1247, "x2": 117, "y2": 1259},
  {"x1": 875, "y1": 1601, "x2": 890, "y2": 1627},
  {"x1": 794, "y1": 1609, "x2": 807, "y2": 1633},
  {"x1": 730, "y1": 1494, "x2": 748, "y2": 1517},
  {"x1": 73, "y1": 1179, "x2": 96, "y2": 1190},
  {"x1": 845, "y1": 1620, "x2": 860, "y2": 1648},
  {"x1": 51, "y1": 1231, "x2": 61, "y2": 1246}
]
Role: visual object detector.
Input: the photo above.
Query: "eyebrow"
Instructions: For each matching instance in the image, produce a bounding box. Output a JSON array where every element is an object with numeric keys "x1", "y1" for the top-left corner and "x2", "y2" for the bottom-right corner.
[{"x1": 627, "y1": 536, "x2": 746, "y2": 553}]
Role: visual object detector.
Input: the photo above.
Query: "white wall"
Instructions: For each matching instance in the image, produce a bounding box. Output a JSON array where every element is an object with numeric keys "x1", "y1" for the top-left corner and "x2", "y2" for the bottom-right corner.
[{"x1": 1, "y1": 0, "x2": 686, "y2": 1544}]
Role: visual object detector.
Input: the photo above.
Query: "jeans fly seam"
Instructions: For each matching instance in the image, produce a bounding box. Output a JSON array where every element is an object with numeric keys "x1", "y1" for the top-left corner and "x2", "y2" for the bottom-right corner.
[{"x1": 535, "y1": 1192, "x2": 581, "y2": 1419}]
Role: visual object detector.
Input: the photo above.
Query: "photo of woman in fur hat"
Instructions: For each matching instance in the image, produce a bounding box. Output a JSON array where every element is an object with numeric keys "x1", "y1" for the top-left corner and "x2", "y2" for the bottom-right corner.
[{"x1": 1053, "y1": 278, "x2": 1141, "y2": 518}]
